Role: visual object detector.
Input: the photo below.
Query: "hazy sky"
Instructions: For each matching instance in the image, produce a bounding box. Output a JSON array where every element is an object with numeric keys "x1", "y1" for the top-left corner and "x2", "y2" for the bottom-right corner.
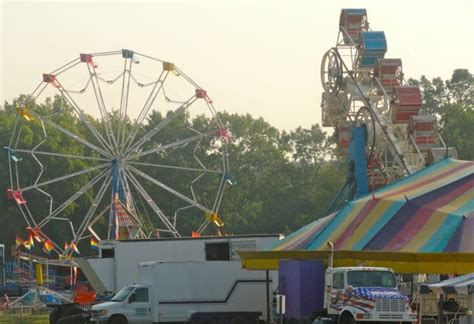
[{"x1": 1, "y1": 0, "x2": 473, "y2": 130}]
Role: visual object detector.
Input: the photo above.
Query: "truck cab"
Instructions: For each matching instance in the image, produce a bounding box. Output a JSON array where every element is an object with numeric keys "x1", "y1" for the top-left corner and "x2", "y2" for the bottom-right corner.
[
  {"x1": 324, "y1": 267, "x2": 416, "y2": 323},
  {"x1": 91, "y1": 285, "x2": 153, "y2": 324}
]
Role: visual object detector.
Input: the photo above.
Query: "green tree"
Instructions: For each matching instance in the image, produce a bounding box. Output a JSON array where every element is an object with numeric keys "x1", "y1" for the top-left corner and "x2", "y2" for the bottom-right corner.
[{"x1": 409, "y1": 69, "x2": 473, "y2": 160}]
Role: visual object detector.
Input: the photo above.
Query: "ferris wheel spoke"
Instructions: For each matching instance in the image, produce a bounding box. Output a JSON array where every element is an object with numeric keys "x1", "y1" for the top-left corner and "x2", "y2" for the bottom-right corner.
[
  {"x1": 118, "y1": 57, "x2": 134, "y2": 154},
  {"x1": 74, "y1": 173, "x2": 112, "y2": 241},
  {"x1": 127, "y1": 96, "x2": 197, "y2": 152},
  {"x1": 52, "y1": 79, "x2": 115, "y2": 153},
  {"x1": 174, "y1": 66, "x2": 202, "y2": 90},
  {"x1": 127, "y1": 165, "x2": 213, "y2": 215},
  {"x1": 127, "y1": 161, "x2": 224, "y2": 174},
  {"x1": 127, "y1": 130, "x2": 216, "y2": 161},
  {"x1": 14, "y1": 149, "x2": 109, "y2": 162},
  {"x1": 125, "y1": 168, "x2": 180, "y2": 237},
  {"x1": 212, "y1": 174, "x2": 227, "y2": 213},
  {"x1": 86, "y1": 64, "x2": 120, "y2": 153},
  {"x1": 126, "y1": 96, "x2": 198, "y2": 155},
  {"x1": 123, "y1": 70, "x2": 170, "y2": 152},
  {"x1": 196, "y1": 219, "x2": 212, "y2": 235},
  {"x1": 134, "y1": 52, "x2": 164, "y2": 63},
  {"x1": 27, "y1": 109, "x2": 112, "y2": 158},
  {"x1": 37, "y1": 169, "x2": 110, "y2": 228},
  {"x1": 50, "y1": 57, "x2": 81, "y2": 76},
  {"x1": 89, "y1": 50, "x2": 123, "y2": 57},
  {"x1": 20, "y1": 162, "x2": 109, "y2": 192}
]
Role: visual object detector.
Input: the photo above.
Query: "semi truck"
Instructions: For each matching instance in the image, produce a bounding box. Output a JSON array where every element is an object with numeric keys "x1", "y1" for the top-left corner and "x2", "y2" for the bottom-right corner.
[
  {"x1": 91, "y1": 260, "x2": 270, "y2": 324},
  {"x1": 321, "y1": 266, "x2": 417, "y2": 324},
  {"x1": 277, "y1": 249, "x2": 416, "y2": 323}
]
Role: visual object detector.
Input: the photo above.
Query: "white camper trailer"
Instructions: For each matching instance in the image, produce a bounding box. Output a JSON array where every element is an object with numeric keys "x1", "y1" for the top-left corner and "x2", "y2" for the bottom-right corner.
[{"x1": 77, "y1": 234, "x2": 280, "y2": 293}]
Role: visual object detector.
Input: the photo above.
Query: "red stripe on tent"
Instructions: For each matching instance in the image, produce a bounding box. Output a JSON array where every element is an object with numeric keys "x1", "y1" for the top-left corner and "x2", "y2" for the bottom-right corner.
[
  {"x1": 379, "y1": 162, "x2": 472, "y2": 200},
  {"x1": 385, "y1": 179, "x2": 474, "y2": 251}
]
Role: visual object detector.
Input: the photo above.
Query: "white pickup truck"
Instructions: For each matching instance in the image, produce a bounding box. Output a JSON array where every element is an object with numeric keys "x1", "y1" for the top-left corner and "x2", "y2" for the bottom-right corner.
[{"x1": 91, "y1": 260, "x2": 269, "y2": 324}]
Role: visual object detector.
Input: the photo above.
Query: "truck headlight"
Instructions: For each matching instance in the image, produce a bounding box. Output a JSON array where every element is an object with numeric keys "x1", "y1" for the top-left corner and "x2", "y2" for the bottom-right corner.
[{"x1": 100, "y1": 310, "x2": 108, "y2": 317}]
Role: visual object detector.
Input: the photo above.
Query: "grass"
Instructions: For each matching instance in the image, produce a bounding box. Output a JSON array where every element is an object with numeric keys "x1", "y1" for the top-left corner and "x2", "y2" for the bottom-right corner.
[{"x1": 0, "y1": 312, "x2": 50, "y2": 324}]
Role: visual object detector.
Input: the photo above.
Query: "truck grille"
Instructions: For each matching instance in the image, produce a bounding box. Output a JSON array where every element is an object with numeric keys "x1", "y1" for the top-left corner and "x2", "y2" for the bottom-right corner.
[
  {"x1": 379, "y1": 314, "x2": 403, "y2": 320},
  {"x1": 375, "y1": 298, "x2": 406, "y2": 313}
]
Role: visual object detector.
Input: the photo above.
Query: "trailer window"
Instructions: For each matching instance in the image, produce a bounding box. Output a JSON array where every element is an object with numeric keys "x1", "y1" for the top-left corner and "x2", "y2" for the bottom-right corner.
[
  {"x1": 205, "y1": 242, "x2": 230, "y2": 261},
  {"x1": 333, "y1": 273, "x2": 344, "y2": 289},
  {"x1": 101, "y1": 248, "x2": 114, "y2": 258}
]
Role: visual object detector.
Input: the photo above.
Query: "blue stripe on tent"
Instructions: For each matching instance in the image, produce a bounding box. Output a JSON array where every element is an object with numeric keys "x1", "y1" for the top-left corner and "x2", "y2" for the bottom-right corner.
[
  {"x1": 420, "y1": 199, "x2": 474, "y2": 252},
  {"x1": 307, "y1": 203, "x2": 355, "y2": 250},
  {"x1": 453, "y1": 199, "x2": 474, "y2": 217},
  {"x1": 352, "y1": 201, "x2": 405, "y2": 251},
  {"x1": 420, "y1": 215, "x2": 464, "y2": 252},
  {"x1": 352, "y1": 200, "x2": 405, "y2": 250}
]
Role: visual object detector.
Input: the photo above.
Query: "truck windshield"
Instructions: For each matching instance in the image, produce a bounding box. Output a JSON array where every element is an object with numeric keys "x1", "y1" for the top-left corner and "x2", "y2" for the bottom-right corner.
[
  {"x1": 112, "y1": 286, "x2": 135, "y2": 302},
  {"x1": 347, "y1": 271, "x2": 396, "y2": 288}
]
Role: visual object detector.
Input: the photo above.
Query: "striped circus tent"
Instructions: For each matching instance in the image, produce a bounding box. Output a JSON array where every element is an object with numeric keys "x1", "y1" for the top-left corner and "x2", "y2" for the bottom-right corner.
[{"x1": 266, "y1": 158, "x2": 474, "y2": 253}]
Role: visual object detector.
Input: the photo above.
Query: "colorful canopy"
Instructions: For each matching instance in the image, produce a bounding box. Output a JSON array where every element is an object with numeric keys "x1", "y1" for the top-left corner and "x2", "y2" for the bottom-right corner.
[{"x1": 267, "y1": 158, "x2": 473, "y2": 253}]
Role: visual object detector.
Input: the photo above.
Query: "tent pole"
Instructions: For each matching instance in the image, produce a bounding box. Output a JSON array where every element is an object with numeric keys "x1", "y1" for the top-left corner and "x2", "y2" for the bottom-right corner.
[{"x1": 266, "y1": 270, "x2": 270, "y2": 323}]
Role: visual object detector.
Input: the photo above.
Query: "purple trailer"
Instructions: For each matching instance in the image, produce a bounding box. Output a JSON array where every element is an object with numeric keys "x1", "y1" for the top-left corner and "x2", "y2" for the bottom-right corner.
[{"x1": 278, "y1": 260, "x2": 325, "y2": 319}]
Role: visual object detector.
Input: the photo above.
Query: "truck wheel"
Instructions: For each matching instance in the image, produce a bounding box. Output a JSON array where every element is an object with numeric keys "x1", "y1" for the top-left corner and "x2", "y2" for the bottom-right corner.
[
  {"x1": 49, "y1": 307, "x2": 62, "y2": 324},
  {"x1": 108, "y1": 315, "x2": 128, "y2": 324},
  {"x1": 58, "y1": 306, "x2": 87, "y2": 324},
  {"x1": 339, "y1": 312, "x2": 356, "y2": 324}
]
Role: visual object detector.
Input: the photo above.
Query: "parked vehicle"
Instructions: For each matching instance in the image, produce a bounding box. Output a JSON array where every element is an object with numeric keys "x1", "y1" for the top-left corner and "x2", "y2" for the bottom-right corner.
[
  {"x1": 91, "y1": 260, "x2": 269, "y2": 323},
  {"x1": 320, "y1": 266, "x2": 417, "y2": 323},
  {"x1": 277, "y1": 247, "x2": 416, "y2": 323},
  {"x1": 77, "y1": 234, "x2": 279, "y2": 294}
]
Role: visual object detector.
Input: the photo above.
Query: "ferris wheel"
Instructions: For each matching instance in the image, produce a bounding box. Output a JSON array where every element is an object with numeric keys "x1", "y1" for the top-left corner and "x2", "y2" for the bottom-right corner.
[
  {"x1": 320, "y1": 9, "x2": 457, "y2": 192},
  {"x1": 5, "y1": 50, "x2": 233, "y2": 255}
]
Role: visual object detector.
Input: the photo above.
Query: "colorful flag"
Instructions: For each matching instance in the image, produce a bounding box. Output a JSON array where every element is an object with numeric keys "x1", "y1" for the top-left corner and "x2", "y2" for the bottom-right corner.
[
  {"x1": 64, "y1": 241, "x2": 71, "y2": 254},
  {"x1": 90, "y1": 237, "x2": 99, "y2": 250},
  {"x1": 27, "y1": 227, "x2": 43, "y2": 243},
  {"x1": 42, "y1": 239, "x2": 54, "y2": 255},
  {"x1": 114, "y1": 213, "x2": 120, "y2": 240},
  {"x1": 23, "y1": 235, "x2": 34, "y2": 250},
  {"x1": 16, "y1": 107, "x2": 34, "y2": 121},
  {"x1": 15, "y1": 235, "x2": 24, "y2": 247},
  {"x1": 70, "y1": 242, "x2": 80, "y2": 254}
]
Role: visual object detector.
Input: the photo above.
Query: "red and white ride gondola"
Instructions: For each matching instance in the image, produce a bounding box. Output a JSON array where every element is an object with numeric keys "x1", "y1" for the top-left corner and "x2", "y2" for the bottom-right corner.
[{"x1": 321, "y1": 9, "x2": 457, "y2": 191}]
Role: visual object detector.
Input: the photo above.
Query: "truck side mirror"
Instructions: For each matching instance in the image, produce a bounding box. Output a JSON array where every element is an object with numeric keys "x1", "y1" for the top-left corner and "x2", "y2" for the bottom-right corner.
[{"x1": 128, "y1": 293, "x2": 136, "y2": 303}]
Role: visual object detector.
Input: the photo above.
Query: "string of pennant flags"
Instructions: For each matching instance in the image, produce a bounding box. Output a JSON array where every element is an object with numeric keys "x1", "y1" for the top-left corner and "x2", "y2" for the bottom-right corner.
[{"x1": 15, "y1": 227, "x2": 99, "y2": 256}]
